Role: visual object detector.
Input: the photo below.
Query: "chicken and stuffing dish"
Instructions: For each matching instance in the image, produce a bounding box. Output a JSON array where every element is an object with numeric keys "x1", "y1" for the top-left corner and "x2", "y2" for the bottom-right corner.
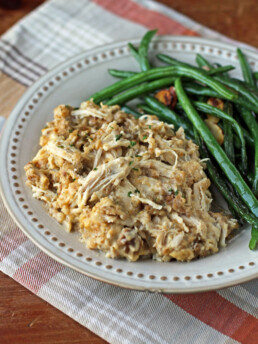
[{"x1": 25, "y1": 101, "x2": 238, "y2": 262}]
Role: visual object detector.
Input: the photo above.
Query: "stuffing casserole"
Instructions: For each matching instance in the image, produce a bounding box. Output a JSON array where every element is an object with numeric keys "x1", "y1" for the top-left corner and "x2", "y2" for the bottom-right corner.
[{"x1": 25, "y1": 101, "x2": 238, "y2": 262}]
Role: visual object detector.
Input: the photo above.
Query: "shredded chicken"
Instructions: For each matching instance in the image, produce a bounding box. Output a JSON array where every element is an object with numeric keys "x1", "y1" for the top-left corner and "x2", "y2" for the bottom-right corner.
[{"x1": 24, "y1": 101, "x2": 238, "y2": 262}]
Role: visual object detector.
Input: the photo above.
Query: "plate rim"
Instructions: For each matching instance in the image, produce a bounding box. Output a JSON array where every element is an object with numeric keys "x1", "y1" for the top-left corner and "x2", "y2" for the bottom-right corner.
[{"x1": 1, "y1": 35, "x2": 257, "y2": 293}]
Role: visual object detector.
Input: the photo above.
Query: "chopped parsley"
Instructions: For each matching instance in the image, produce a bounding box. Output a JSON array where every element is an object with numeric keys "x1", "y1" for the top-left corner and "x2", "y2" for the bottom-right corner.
[
  {"x1": 93, "y1": 167, "x2": 98, "y2": 171},
  {"x1": 72, "y1": 178, "x2": 76, "y2": 182},
  {"x1": 143, "y1": 116, "x2": 148, "y2": 120},
  {"x1": 57, "y1": 145, "x2": 64, "y2": 148},
  {"x1": 132, "y1": 168, "x2": 139, "y2": 171},
  {"x1": 142, "y1": 135, "x2": 147, "y2": 140},
  {"x1": 110, "y1": 126, "x2": 114, "y2": 129},
  {"x1": 128, "y1": 191, "x2": 132, "y2": 197},
  {"x1": 134, "y1": 189, "x2": 140, "y2": 194},
  {"x1": 65, "y1": 105, "x2": 70, "y2": 109},
  {"x1": 130, "y1": 141, "x2": 136, "y2": 147},
  {"x1": 148, "y1": 125, "x2": 152, "y2": 129},
  {"x1": 69, "y1": 129, "x2": 73, "y2": 133},
  {"x1": 168, "y1": 189, "x2": 179, "y2": 195},
  {"x1": 129, "y1": 161, "x2": 134, "y2": 166},
  {"x1": 69, "y1": 144, "x2": 75, "y2": 147},
  {"x1": 135, "y1": 154, "x2": 141, "y2": 158},
  {"x1": 115, "y1": 133, "x2": 123, "y2": 141}
]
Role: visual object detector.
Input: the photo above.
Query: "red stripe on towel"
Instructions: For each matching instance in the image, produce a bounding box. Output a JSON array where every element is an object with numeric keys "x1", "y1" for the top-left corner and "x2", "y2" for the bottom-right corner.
[
  {"x1": 13, "y1": 251, "x2": 64, "y2": 293},
  {"x1": 0, "y1": 229, "x2": 28, "y2": 262},
  {"x1": 93, "y1": 0, "x2": 199, "y2": 36},
  {"x1": 166, "y1": 292, "x2": 258, "y2": 344}
]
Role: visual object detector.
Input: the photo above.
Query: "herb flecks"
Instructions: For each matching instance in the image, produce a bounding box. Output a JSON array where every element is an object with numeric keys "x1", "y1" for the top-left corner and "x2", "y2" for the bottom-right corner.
[
  {"x1": 168, "y1": 188, "x2": 179, "y2": 195},
  {"x1": 93, "y1": 167, "x2": 98, "y2": 171},
  {"x1": 142, "y1": 135, "x2": 147, "y2": 141},
  {"x1": 134, "y1": 189, "x2": 140, "y2": 194},
  {"x1": 132, "y1": 168, "x2": 139, "y2": 171},
  {"x1": 129, "y1": 161, "x2": 134, "y2": 166},
  {"x1": 115, "y1": 133, "x2": 123, "y2": 141},
  {"x1": 130, "y1": 141, "x2": 136, "y2": 147},
  {"x1": 128, "y1": 191, "x2": 132, "y2": 197}
]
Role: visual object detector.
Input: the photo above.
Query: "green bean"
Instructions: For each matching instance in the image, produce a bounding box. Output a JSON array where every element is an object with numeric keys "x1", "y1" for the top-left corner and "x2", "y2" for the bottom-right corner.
[
  {"x1": 223, "y1": 102, "x2": 235, "y2": 165},
  {"x1": 192, "y1": 101, "x2": 246, "y2": 173},
  {"x1": 176, "y1": 101, "x2": 246, "y2": 140},
  {"x1": 133, "y1": 82, "x2": 254, "y2": 148},
  {"x1": 237, "y1": 48, "x2": 256, "y2": 87},
  {"x1": 249, "y1": 225, "x2": 258, "y2": 250},
  {"x1": 137, "y1": 103, "x2": 159, "y2": 115},
  {"x1": 106, "y1": 77, "x2": 176, "y2": 105},
  {"x1": 160, "y1": 53, "x2": 258, "y2": 91},
  {"x1": 229, "y1": 76, "x2": 258, "y2": 95},
  {"x1": 121, "y1": 106, "x2": 142, "y2": 118},
  {"x1": 176, "y1": 100, "x2": 247, "y2": 170},
  {"x1": 144, "y1": 96, "x2": 194, "y2": 139},
  {"x1": 195, "y1": 131, "x2": 258, "y2": 227},
  {"x1": 158, "y1": 53, "x2": 258, "y2": 106},
  {"x1": 175, "y1": 77, "x2": 258, "y2": 217},
  {"x1": 142, "y1": 92, "x2": 252, "y2": 150},
  {"x1": 108, "y1": 66, "x2": 258, "y2": 112},
  {"x1": 184, "y1": 82, "x2": 222, "y2": 97},
  {"x1": 198, "y1": 129, "x2": 258, "y2": 250},
  {"x1": 108, "y1": 67, "x2": 257, "y2": 113},
  {"x1": 246, "y1": 171, "x2": 255, "y2": 188},
  {"x1": 214, "y1": 74, "x2": 258, "y2": 107},
  {"x1": 108, "y1": 69, "x2": 137, "y2": 79},
  {"x1": 137, "y1": 102, "x2": 191, "y2": 125},
  {"x1": 195, "y1": 54, "x2": 213, "y2": 69},
  {"x1": 128, "y1": 43, "x2": 140, "y2": 63},
  {"x1": 138, "y1": 29, "x2": 157, "y2": 71},
  {"x1": 206, "y1": 65, "x2": 235, "y2": 75},
  {"x1": 183, "y1": 82, "x2": 258, "y2": 113},
  {"x1": 237, "y1": 106, "x2": 258, "y2": 197},
  {"x1": 213, "y1": 63, "x2": 230, "y2": 77},
  {"x1": 238, "y1": 129, "x2": 253, "y2": 147},
  {"x1": 157, "y1": 54, "x2": 235, "y2": 75},
  {"x1": 89, "y1": 65, "x2": 238, "y2": 104}
]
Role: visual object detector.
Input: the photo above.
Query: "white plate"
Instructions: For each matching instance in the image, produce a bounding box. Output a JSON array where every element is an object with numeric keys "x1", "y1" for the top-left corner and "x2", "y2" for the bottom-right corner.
[{"x1": 0, "y1": 36, "x2": 257, "y2": 293}]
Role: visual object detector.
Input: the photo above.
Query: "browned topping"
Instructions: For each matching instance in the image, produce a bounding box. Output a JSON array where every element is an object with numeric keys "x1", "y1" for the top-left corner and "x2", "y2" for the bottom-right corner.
[{"x1": 155, "y1": 86, "x2": 177, "y2": 109}]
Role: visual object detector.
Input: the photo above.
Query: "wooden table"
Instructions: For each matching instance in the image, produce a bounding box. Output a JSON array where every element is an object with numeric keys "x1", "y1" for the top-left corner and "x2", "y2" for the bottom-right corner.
[{"x1": 0, "y1": 1, "x2": 257, "y2": 344}]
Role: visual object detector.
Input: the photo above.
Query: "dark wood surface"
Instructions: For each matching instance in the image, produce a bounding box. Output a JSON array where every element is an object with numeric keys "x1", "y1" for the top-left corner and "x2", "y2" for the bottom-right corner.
[{"x1": 0, "y1": 1, "x2": 257, "y2": 344}]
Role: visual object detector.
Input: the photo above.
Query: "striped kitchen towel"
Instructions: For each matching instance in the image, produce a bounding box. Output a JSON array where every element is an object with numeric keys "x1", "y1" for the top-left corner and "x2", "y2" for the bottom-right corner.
[{"x1": 0, "y1": 1, "x2": 257, "y2": 343}]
